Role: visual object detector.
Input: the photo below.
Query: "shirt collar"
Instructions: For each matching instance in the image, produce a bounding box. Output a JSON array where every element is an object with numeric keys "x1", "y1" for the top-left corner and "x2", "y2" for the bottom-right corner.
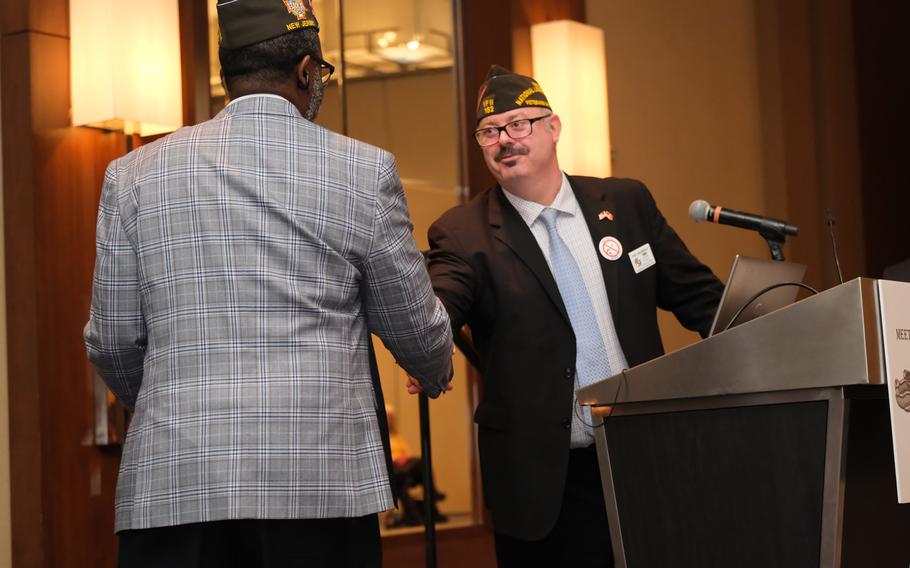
[
  {"x1": 226, "y1": 93, "x2": 292, "y2": 107},
  {"x1": 502, "y1": 173, "x2": 578, "y2": 227}
]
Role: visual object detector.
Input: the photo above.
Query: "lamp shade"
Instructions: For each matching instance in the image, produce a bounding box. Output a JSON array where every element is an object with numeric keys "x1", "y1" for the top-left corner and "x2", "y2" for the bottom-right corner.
[
  {"x1": 531, "y1": 20, "x2": 611, "y2": 177},
  {"x1": 71, "y1": 0, "x2": 184, "y2": 137}
]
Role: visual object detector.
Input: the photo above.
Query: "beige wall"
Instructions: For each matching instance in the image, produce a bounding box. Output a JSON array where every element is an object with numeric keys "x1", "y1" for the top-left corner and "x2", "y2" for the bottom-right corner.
[
  {"x1": 0, "y1": 39, "x2": 11, "y2": 567},
  {"x1": 586, "y1": 0, "x2": 776, "y2": 352}
]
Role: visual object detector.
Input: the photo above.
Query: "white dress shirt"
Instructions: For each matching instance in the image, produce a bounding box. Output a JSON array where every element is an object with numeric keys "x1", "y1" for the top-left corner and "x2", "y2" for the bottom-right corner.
[{"x1": 503, "y1": 174, "x2": 629, "y2": 447}]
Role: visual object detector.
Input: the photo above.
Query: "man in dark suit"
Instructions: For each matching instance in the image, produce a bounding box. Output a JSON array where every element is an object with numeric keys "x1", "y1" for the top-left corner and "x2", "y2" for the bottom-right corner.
[{"x1": 420, "y1": 65, "x2": 724, "y2": 566}]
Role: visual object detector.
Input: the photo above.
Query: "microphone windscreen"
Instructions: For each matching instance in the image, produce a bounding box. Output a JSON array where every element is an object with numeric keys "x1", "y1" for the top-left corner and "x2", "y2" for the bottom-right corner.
[{"x1": 688, "y1": 199, "x2": 710, "y2": 223}]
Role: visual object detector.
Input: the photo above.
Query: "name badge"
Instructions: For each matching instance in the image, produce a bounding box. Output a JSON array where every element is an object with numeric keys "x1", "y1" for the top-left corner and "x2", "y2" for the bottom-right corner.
[{"x1": 629, "y1": 243, "x2": 656, "y2": 274}]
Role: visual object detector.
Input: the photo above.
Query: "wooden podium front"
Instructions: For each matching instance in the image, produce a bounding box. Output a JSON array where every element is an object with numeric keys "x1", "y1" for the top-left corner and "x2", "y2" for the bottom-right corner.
[{"x1": 577, "y1": 278, "x2": 910, "y2": 567}]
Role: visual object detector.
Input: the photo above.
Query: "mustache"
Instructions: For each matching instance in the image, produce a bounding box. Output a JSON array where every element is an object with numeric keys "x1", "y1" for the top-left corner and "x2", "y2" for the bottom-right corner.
[{"x1": 494, "y1": 145, "x2": 529, "y2": 162}]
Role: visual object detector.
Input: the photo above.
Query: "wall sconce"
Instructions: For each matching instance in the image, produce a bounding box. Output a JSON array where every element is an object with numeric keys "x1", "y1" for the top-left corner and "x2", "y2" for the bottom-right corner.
[
  {"x1": 373, "y1": 29, "x2": 451, "y2": 66},
  {"x1": 70, "y1": 0, "x2": 184, "y2": 137},
  {"x1": 531, "y1": 20, "x2": 611, "y2": 177}
]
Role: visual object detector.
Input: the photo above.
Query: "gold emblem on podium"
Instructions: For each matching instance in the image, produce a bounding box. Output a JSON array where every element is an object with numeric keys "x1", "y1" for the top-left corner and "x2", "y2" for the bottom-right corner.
[{"x1": 896, "y1": 370, "x2": 910, "y2": 412}]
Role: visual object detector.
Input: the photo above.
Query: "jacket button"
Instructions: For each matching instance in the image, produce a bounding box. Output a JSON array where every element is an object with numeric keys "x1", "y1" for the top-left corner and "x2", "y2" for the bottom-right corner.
[
  {"x1": 561, "y1": 418, "x2": 572, "y2": 430},
  {"x1": 564, "y1": 367, "x2": 574, "y2": 381}
]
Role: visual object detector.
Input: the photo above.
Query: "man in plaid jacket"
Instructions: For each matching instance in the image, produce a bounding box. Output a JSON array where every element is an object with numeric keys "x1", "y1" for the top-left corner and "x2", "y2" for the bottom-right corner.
[{"x1": 83, "y1": 1, "x2": 453, "y2": 565}]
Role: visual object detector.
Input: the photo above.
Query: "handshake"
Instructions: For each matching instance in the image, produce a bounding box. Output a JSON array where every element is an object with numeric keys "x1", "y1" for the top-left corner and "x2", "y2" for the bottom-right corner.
[
  {"x1": 407, "y1": 374, "x2": 455, "y2": 395},
  {"x1": 405, "y1": 346, "x2": 456, "y2": 395},
  {"x1": 404, "y1": 324, "x2": 480, "y2": 395}
]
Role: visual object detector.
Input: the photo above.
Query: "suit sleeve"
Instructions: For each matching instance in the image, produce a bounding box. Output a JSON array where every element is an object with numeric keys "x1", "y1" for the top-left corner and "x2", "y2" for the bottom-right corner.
[
  {"x1": 639, "y1": 182, "x2": 724, "y2": 337},
  {"x1": 426, "y1": 214, "x2": 478, "y2": 332},
  {"x1": 84, "y1": 162, "x2": 147, "y2": 410},
  {"x1": 360, "y1": 153, "x2": 453, "y2": 398}
]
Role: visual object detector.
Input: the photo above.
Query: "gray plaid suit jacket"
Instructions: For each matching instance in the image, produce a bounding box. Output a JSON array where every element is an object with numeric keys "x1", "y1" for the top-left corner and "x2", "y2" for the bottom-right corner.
[{"x1": 84, "y1": 94, "x2": 453, "y2": 532}]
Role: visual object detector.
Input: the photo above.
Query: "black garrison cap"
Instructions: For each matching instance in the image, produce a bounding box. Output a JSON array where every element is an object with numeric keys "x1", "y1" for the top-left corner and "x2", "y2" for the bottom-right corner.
[
  {"x1": 218, "y1": 0, "x2": 319, "y2": 49},
  {"x1": 475, "y1": 64, "x2": 551, "y2": 122}
]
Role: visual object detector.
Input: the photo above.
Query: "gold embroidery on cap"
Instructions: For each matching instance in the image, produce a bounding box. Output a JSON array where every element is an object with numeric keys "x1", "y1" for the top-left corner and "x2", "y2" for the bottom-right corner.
[
  {"x1": 515, "y1": 81, "x2": 545, "y2": 105},
  {"x1": 284, "y1": 0, "x2": 307, "y2": 19}
]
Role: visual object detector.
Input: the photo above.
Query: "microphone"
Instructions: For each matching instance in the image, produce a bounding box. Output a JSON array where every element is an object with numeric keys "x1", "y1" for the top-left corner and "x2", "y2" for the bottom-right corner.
[
  {"x1": 688, "y1": 200, "x2": 798, "y2": 237},
  {"x1": 826, "y1": 208, "x2": 845, "y2": 284}
]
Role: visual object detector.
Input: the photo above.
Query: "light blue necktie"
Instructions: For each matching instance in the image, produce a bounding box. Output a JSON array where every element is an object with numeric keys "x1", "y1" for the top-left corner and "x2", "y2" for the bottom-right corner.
[{"x1": 538, "y1": 208, "x2": 614, "y2": 434}]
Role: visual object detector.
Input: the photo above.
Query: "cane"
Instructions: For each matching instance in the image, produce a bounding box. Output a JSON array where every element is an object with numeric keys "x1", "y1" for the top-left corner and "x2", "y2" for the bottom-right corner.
[
  {"x1": 418, "y1": 391, "x2": 437, "y2": 568},
  {"x1": 418, "y1": 328, "x2": 479, "y2": 568}
]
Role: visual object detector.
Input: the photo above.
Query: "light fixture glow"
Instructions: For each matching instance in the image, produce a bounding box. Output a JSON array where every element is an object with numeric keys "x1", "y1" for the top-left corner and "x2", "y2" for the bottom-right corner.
[
  {"x1": 377, "y1": 31, "x2": 398, "y2": 49},
  {"x1": 71, "y1": 0, "x2": 184, "y2": 137},
  {"x1": 531, "y1": 20, "x2": 611, "y2": 177}
]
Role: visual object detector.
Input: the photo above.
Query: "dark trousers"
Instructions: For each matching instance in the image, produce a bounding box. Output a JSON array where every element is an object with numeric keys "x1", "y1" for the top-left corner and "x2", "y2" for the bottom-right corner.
[
  {"x1": 118, "y1": 515, "x2": 381, "y2": 568},
  {"x1": 494, "y1": 445, "x2": 614, "y2": 568}
]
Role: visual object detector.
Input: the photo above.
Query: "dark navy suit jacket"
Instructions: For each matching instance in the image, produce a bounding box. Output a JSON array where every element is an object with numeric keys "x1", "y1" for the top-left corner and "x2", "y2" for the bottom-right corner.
[{"x1": 428, "y1": 176, "x2": 723, "y2": 540}]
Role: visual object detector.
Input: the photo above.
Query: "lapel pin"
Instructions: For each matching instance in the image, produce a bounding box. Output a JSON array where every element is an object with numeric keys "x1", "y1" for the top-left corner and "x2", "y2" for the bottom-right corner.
[
  {"x1": 599, "y1": 236, "x2": 623, "y2": 261},
  {"x1": 598, "y1": 209, "x2": 614, "y2": 221}
]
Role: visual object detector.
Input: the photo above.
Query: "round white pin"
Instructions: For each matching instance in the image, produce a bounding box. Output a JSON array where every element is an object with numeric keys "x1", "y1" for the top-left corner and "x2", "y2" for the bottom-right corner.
[{"x1": 599, "y1": 236, "x2": 623, "y2": 261}]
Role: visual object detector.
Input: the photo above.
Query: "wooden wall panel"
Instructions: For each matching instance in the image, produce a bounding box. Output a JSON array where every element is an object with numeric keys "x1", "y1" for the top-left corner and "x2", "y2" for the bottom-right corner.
[
  {"x1": 459, "y1": 0, "x2": 512, "y2": 197},
  {"x1": 29, "y1": 0, "x2": 68, "y2": 37},
  {"x1": 179, "y1": 0, "x2": 212, "y2": 127},
  {"x1": 1, "y1": 30, "x2": 45, "y2": 568},
  {"x1": 760, "y1": 0, "x2": 873, "y2": 287},
  {"x1": 1, "y1": 0, "x2": 67, "y2": 36},
  {"x1": 774, "y1": 0, "x2": 827, "y2": 287},
  {"x1": 853, "y1": 0, "x2": 910, "y2": 276},
  {"x1": 2, "y1": 17, "x2": 125, "y2": 568},
  {"x1": 806, "y1": 0, "x2": 864, "y2": 284},
  {"x1": 35, "y1": 124, "x2": 124, "y2": 568},
  {"x1": 0, "y1": 0, "x2": 27, "y2": 34}
]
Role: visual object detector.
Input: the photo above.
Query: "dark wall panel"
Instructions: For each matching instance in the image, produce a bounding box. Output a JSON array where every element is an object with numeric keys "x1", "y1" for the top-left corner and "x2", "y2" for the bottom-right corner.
[{"x1": 853, "y1": 0, "x2": 910, "y2": 277}]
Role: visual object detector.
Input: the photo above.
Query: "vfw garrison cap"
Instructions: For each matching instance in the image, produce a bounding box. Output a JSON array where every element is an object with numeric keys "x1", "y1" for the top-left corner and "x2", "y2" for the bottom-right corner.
[
  {"x1": 218, "y1": 0, "x2": 319, "y2": 49},
  {"x1": 475, "y1": 64, "x2": 551, "y2": 122}
]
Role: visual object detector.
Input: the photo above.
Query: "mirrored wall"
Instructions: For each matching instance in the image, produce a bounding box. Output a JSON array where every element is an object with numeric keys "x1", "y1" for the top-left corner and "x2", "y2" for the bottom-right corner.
[{"x1": 207, "y1": 0, "x2": 477, "y2": 535}]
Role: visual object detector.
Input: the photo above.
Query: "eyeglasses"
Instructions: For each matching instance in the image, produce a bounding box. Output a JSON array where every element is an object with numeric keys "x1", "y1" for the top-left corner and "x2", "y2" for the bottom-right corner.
[
  {"x1": 311, "y1": 55, "x2": 335, "y2": 85},
  {"x1": 473, "y1": 114, "x2": 551, "y2": 147}
]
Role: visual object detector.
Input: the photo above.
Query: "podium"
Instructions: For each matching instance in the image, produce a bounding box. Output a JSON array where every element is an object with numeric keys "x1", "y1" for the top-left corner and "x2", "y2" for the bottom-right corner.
[{"x1": 577, "y1": 278, "x2": 910, "y2": 567}]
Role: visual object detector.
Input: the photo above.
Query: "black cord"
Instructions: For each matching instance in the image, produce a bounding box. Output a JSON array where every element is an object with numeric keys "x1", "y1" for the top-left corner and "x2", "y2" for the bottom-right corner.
[
  {"x1": 606, "y1": 369, "x2": 629, "y2": 419},
  {"x1": 575, "y1": 368, "x2": 629, "y2": 428},
  {"x1": 721, "y1": 281, "x2": 819, "y2": 333}
]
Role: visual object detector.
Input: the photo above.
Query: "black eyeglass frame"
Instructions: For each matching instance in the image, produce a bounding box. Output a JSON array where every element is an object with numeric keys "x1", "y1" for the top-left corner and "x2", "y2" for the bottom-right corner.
[
  {"x1": 473, "y1": 114, "x2": 552, "y2": 147},
  {"x1": 310, "y1": 55, "x2": 335, "y2": 85}
]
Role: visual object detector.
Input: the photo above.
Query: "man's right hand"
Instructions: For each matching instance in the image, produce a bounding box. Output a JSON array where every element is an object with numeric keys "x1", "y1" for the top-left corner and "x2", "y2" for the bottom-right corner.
[{"x1": 407, "y1": 374, "x2": 453, "y2": 395}]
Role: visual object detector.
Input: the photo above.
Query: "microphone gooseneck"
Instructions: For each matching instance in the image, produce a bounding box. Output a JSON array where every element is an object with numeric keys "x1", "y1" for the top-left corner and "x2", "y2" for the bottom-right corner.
[{"x1": 826, "y1": 208, "x2": 845, "y2": 285}]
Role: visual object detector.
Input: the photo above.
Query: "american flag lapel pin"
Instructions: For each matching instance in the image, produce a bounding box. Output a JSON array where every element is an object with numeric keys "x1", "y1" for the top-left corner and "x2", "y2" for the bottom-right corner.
[{"x1": 598, "y1": 209, "x2": 614, "y2": 221}]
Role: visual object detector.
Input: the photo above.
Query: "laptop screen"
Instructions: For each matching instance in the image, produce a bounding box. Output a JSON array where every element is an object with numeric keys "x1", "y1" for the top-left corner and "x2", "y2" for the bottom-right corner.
[{"x1": 709, "y1": 255, "x2": 808, "y2": 336}]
